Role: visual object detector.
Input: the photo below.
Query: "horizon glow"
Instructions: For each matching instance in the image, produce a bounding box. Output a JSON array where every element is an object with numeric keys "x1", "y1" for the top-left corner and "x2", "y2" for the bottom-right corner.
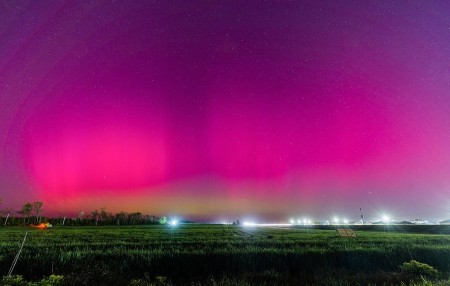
[{"x1": 1, "y1": 2, "x2": 450, "y2": 221}]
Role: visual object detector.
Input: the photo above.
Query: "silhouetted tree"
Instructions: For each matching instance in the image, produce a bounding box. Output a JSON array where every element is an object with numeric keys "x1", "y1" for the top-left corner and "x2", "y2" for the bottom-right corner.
[
  {"x1": 32, "y1": 201, "x2": 43, "y2": 224},
  {"x1": 91, "y1": 209, "x2": 99, "y2": 225},
  {"x1": 77, "y1": 211, "x2": 85, "y2": 225},
  {"x1": 116, "y1": 212, "x2": 128, "y2": 225},
  {"x1": 100, "y1": 208, "x2": 108, "y2": 223},
  {"x1": 18, "y1": 203, "x2": 33, "y2": 224}
]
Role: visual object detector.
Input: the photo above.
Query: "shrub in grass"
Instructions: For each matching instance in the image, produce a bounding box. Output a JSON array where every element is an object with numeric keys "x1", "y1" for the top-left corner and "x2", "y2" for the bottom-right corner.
[
  {"x1": 399, "y1": 260, "x2": 439, "y2": 281},
  {"x1": 1, "y1": 275, "x2": 64, "y2": 286},
  {"x1": 38, "y1": 275, "x2": 64, "y2": 286},
  {"x1": 1, "y1": 275, "x2": 27, "y2": 286}
]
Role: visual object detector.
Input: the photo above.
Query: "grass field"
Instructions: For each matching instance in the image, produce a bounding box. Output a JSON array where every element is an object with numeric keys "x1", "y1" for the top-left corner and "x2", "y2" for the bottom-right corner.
[{"x1": 1, "y1": 225, "x2": 450, "y2": 285}]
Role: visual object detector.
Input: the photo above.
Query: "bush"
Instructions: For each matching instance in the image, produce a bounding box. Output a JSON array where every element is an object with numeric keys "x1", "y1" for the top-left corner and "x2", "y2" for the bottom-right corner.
[
  {"x1": 1, "y1": 275, "x2": 27, "y2": 286},
  {"x1": 1, "y1": 275, "x2": 64, "y2": 286},
  {"x1": 38, "y1": 275, "x2": 64, "y2": 286},
  {"x1": 400, "y1": 260, "x2": 439, "y2": 280}
]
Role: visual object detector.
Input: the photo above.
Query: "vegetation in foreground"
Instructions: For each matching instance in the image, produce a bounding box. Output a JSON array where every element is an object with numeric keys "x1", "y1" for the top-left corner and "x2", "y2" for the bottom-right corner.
[{"x1": 1, "y1": 225, "x2": 450, "y2": 285}]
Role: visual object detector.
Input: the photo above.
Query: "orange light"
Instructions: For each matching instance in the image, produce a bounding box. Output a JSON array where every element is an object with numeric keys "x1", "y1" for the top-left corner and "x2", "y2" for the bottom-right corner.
[{"x1": 31, "y1": 223, "x2": 47, "y2": 229}]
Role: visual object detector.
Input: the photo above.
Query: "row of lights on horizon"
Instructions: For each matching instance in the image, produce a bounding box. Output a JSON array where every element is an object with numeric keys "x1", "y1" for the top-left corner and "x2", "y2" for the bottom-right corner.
[
  {"x1": 168, "y1": 214, "x2": 393, "y2": 227},
  {"x1": 241, "y1": 214, "x2": 392, "y2": 226},
  {"x1": 287, "y1": 214, "x2": 392, "y2": 225}
]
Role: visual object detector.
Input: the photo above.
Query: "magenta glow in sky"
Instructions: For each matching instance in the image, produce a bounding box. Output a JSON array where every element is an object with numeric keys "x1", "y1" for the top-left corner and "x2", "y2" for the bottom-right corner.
[{"x1": 1, "y1": 1, "x2": 450, "y2": 221}]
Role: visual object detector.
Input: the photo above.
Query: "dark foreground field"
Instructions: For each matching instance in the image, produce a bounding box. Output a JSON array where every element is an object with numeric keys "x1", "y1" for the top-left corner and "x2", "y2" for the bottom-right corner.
[{"x1": 1, "y1": 225, "x2": 450, "y2": 285}]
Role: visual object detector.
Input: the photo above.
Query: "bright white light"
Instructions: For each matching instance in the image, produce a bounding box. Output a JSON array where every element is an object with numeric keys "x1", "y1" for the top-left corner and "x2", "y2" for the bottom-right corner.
[
  {"x1": 170, "y1": 219, "x2": 178, "y2": 226},
  {"x1": 333, "y1": 217, "x2": 339, "y2": 224},
  {"x1": 307, "y1": 220, "x2": 312, "y2": 225},
  {"x1": 343, "y1": 219, "x2": 349, "y2": 225},
  {"x1": 382, "y1": 215, "x2": 390, "y2": 224},
  {"x1": 290, "y1": 219, "x2": 294, "y2": 225},
  {"x1": 297, "y1": 219, "x2": 302, "y2": 224},
  {"x1": 243, "y1": 221, "x2": 256, "y2": 227}
]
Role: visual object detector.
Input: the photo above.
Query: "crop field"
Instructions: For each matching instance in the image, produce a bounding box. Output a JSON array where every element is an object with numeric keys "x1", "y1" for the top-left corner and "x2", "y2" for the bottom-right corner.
[{"x1": 1, "y1": 225, "x2": 450, "y2": 285}]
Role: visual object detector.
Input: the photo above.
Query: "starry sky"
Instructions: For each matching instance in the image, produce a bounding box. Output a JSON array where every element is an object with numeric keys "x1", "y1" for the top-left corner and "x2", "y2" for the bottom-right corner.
[{"x1": 1, "y1": 1, "x2": 450, "y2": 222}]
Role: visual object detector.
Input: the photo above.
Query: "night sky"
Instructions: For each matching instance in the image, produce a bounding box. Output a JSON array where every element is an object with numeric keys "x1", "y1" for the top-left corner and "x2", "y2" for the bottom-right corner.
[{"x1": 1, "y1": 1, "x2": 450, "y2": 222}]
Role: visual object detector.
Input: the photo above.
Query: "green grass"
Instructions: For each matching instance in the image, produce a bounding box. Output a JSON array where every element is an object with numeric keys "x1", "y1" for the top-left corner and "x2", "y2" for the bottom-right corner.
[{"x1": 1, "y1": 225, "x2": 450, "y2": 285}]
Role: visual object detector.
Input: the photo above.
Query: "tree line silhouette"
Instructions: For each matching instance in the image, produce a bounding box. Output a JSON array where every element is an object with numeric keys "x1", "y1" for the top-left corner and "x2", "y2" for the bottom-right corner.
[{"x1": 0, "y1": 197, "x2": 165, "y2": 226}]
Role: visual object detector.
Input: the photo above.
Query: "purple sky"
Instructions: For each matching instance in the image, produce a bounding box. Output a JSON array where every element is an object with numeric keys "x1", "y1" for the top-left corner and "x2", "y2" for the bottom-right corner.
[{"x1": 1, "y1": 1, "x2": 450, "y2": 222}]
